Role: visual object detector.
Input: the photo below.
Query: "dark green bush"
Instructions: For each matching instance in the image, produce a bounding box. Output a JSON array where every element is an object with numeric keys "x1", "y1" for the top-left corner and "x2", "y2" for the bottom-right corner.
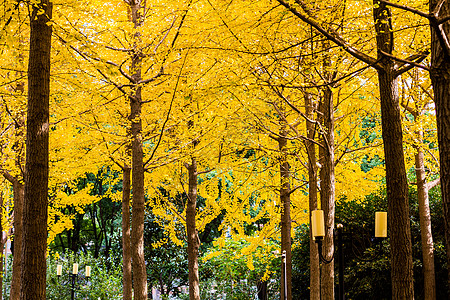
[{"x1": 292, "y1": 187, "x2": 448, "y2": 299}]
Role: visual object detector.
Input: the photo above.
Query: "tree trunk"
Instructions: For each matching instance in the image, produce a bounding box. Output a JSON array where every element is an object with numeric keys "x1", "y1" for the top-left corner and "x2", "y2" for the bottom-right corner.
[
  {"x1": 318, "y1": 85, "x2": 335, "y2": 300},
  {"x1": 415, "y1": 146, "x2": 436, "y2": 300},
  {"x1": 402, "y1": 72, "x2": 436, "y2": 299},
  {"x1": 0, "y1": 193, "x2": 4, "y2": 300},
  {"x1": 373, "y1": 2, "x2": 414, "y2": 298},
  {"x1": 10, "y1": 180, "x2": 23, "y2": 300},
  {"x1": 128, "y1": 2, "x2": 148, "y2": 298},
  {"x1": 305, "y1": 92, "x2": 320, "y2": 300},
  {"x1": 4, "y1": 48, "x2": 26, "y2": 299},
  {"x1": 130, "y1": 57, "x2": 148, "y2": 300},
  {"x1": 278, "y1": 131, "x2": 292, "y2": 300},
  {"x1": 429, "y1": 0, "x2": 450, "y2": 294},
  {"x1": 71, "y1": 213, "x2": 83, "y2": 254},
  {"x1": 122, "y1": 166, "x2": 132, "y2": 300},
  {"x1": 186, "y1": 159, "x2": 200, "y2": 300},
  {"x1": 20, "y1": 0, "x2": 52, "y2": 298},
  {"x1": 89, "y1": 203, "x2": 101, "y2": 258},
  {"x1": 257, "y1": 280, "x2": 268, "y2": 300},
  {"x1": 377, "y1": 68, "x2": 414, "y2": 299}
]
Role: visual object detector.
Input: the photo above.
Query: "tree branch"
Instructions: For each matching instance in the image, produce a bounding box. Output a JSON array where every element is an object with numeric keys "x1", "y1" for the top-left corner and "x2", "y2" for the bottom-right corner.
[
  {"x1": 143, "y1": 50, "x2": 189, "y2": 169},
  {"x1": 379, "y1": 0, "x2": 450, "y2": 57},
  {"x1": 55, "y1": 32, "x2": 136, "y2": 84},
  {"x1": 426, "y1": 177, "x2": 440, "y2": 190},
  {"x1": 433, "y1": 0, "x2": 447, "y2": 16},
  {"x1": 276, "y1": 0, "x2": 378, "y2": 66},
  {"x1": 2, "y1": 170, "x2": 17, "y2": 184},
  {"x1": 105, "y1": 45, "x2": 133, "y2": 52},
  {"x1": 378, "y1": 0, "x2": 430, "y2": 18},
  {"x1": 384, "y1": 50, "x2": 431, "y2": 76}
]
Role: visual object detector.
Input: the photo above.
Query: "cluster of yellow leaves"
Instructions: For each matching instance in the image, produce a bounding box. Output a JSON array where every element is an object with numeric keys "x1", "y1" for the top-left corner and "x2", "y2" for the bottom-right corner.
[{"x1": 203, "y1": 235, "x2": 279, "y2": 278}]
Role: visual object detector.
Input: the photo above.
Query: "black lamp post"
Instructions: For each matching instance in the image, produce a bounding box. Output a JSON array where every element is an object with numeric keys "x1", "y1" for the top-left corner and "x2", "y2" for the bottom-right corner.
[
  {"x1": 71, "y1": 263, "x2": 78, "y2": 300},
  {"x1": 282, "y1": 250, "x2": 287, "y2": 300},
  {"x1": 311, "y1": 210, "x2": 387, "y2": 300}
]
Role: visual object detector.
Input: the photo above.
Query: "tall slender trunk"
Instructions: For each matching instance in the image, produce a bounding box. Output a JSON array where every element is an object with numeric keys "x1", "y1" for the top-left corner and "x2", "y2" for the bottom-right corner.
[
  {"x1": 122, "y1": 166, "x2": 132, "y2": 300},
  {"x1": 378, "y1": 68, "x2": 413, "y2": 299},
  {"x1": 429, "y1": 66, "x2": 450, "y2": 298},
  {"x1": 429, "y1": 0, "x2": 450, "y2": 294},
  {"x1": 374, "y1": 2, "x2": 414, "y2": 298},
  {"x1": 20, "y1": 0, "x2": 52, "y2": 298},
  {"x1": 318, "y1": 85, "x2": 335, "y2": 300},
  {"x1": 278, "y1": 129, "x2": 292, "y2": 300},
  {"x1": 401, "y1": 72, "x2": 436, "y2": 299},
  {"x1": 90, "y1": 204, "x2": 100, "y2": 258},
  {"x1": 10, "y1": 180, "x2": 23, "y2": 300},
  {"x1": 186, "y1": 159, "x2": 200, "y2": 300},
  {"x1": 6, "y1": 49, "x2": 26, "y2": 300},
  {"x1": 130, "y1": 56, "x2": 147, "y2": 300},
  {"x1": 305, "y1": 92, "x2": 320, "y2": 300},
  {"x1": 128, "y1": 2, "x2": 147, "y2": 298},
  {"x1": 415, "y1": 145, "x2": 436, "y2": 300},
  {"x1": 0, "y1": 193, "x2": 4, "y2": 300}
]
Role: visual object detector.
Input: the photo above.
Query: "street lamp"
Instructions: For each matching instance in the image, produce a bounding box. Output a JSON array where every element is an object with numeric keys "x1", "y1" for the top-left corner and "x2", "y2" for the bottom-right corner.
[
  {"x1": 311, "y1": 209, "x2": 387, "y2": 300},
  {"x1": 56, "y1": 263, "x2": 91, "y2": 300}
]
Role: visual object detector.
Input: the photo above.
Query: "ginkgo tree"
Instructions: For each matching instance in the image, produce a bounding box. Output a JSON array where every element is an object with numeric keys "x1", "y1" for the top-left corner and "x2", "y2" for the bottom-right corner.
[
  {"x1": 51, "y1": 0, "x2": 197, "y2": 298},
  {"x1": 273, "y1": 0, "x2": 432, "y2": 298}
]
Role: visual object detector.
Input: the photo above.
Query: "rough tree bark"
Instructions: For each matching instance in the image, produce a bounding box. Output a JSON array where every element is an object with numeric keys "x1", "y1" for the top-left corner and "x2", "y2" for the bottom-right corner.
[
  {"x1": 401, "y1": 73, "x2": 437, "y2": 300},
  {"x1": 122, "y1": 166, "x2": 132, "y2": 300},
  {"x1": 20, "y1": 0, "x2": 52, "y2": 298},
  {"x1": 415, "y1": 145, "x2": 436, "y2": 300},
  {"x1": 129, "y1": 52, "x2": 148, "y2": 300},
  {"x1": 186, "y1": 159, "x2": 200, "y2": 300},
  {"x1": 128, "y1": 1, "x2": 148, "y2": 298},
  {"x1": 4, "y1": 50, "x2": 26, "y2": 300},
  {"x1": 278, "y1": 128, "x2": 292, "y2": 300},
  {"x1": 429, "y1": 0, "x2": 450, "y2": 294},
  {"x1": 374, "y1": 2, "x2": 414, "y2": 298},
  {"x1": 0, "y1": 193, "x2": 3, "y2": 300},
  {"x1": 400, "y1": 78, "x2": 437, "y2": 299},
  {"x1": 318, "y1": 82, "x2": 335, "y2": 300},
  {"x1": 304, "y1": 92, "x2": 320, "y2": 300},
  {"x1": 8, "y1": 177, "x2": 23, "y2": 300},
  {"x1": 377, "y1": 69, "x2": 414, "y2": 298}
]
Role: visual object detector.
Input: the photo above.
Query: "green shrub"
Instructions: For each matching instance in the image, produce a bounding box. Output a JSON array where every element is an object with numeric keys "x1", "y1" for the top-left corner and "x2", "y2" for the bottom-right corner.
[{"x1": 46, "y1": 251, "x2": 122, "y2": 300}]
